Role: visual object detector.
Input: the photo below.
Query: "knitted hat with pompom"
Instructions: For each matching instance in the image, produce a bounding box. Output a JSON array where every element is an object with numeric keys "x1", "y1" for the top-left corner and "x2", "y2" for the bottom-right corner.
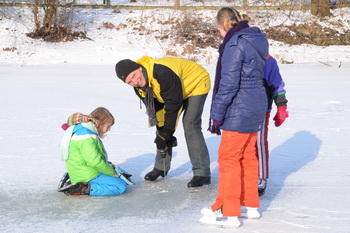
[{"x1": 67, "y1": 112, "x2": 90, "y2": 127}]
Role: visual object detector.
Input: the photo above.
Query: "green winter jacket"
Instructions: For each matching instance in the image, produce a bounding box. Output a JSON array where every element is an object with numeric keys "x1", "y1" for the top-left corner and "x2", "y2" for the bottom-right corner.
[{"x1": 65, "y1": 123, "x2": 115, "y2": 184}]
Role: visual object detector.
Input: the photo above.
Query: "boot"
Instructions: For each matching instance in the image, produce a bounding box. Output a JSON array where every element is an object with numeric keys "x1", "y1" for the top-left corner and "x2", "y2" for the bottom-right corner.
[
  {"x1": 58, "y1": 182, "x2": 90, "y2": 195},
  {"x1": 57, "y1": 172, "x2": 71, "y2": 190},
  {"x1": 187, "y1": 176, "x2": 211, "y2": 188},
  {"x1": 258, "y1": 179, "x2": 267, "y2": 196},
  {"x1": 144, "y1": 168, "x2": 167, "y2": 181}
]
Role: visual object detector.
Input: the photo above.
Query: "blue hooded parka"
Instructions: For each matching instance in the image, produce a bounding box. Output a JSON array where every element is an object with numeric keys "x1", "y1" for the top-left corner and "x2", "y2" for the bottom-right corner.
[{"x1": 210, "y1": 26, "x2": 268, "y2": 133}]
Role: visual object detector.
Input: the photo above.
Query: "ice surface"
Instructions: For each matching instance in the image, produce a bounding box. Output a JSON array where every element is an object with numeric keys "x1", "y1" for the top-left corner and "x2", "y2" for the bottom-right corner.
[
  {"x1": 1, "y1": 64, "x2": 350, "y2": 232},
  {"x1": 1, "y1": 4, "x2": 350, "y2": 232}
]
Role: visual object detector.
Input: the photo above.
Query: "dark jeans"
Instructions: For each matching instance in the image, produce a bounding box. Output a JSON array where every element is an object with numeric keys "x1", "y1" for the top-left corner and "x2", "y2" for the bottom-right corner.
[{"x1": 154, "y1": 94, "x2": 211, "y2": 177}]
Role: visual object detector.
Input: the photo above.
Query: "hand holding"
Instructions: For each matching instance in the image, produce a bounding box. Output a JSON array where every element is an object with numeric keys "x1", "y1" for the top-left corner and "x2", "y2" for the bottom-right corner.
[
  {"x1": 108, "y1": 161, "x2": 116, "y2": 168},
  {"x1": 154, "y1": 128, "x2": 174, "y2": 150},
  {"x1": 159, "y1": 136, "x2": 177, "y2": 158}
]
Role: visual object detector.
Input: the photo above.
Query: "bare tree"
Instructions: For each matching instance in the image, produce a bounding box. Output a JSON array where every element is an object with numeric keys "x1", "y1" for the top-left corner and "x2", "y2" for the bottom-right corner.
[
  {"x1": 311, "y1": 0, "x2": 331, "y2": 17},
  {"x1": 174, "y1": 0, "x2": 180, "y2": 9},
  {"x1": 28, "y1": 0, "x2": 88, "y2": 42},
  {"x1": 32, "y1": 0, "x2": 58, "y2": 32},
  {"x1": 242, "y1": 0, "x2": 248, "y2": 8}
]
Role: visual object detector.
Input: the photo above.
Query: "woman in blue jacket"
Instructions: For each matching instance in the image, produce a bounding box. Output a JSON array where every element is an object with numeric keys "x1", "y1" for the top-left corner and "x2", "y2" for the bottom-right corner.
[{"x1": 201, "y1": 7, "x2": 268, "y2": 228}]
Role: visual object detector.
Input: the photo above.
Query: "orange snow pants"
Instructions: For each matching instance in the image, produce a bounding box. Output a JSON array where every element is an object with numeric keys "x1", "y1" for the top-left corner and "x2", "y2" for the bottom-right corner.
[{"x1": 211, "y1": 130, "x2": 260, "y2": 217}]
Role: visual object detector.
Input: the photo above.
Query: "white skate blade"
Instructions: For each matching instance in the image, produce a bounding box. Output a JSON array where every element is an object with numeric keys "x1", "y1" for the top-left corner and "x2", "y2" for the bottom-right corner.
[{"x1": 188, "y1": 184, "x2": 210, "y2": 193}]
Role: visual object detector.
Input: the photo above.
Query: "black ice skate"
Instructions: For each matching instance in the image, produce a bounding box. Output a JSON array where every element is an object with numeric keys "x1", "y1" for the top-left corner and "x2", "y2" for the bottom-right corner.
[
  {"x1": 58, "y1": 182, "x2": 90, "y2": 195},
  {"x1": 144, "y1": 168, "x2": 168, "y2": 181},
  {"x1": 57, "y1": 172, "x2": 71, "y2": 190},
  {"x1": 187, "y1": 176, "x2": 211, "y2": 192}
]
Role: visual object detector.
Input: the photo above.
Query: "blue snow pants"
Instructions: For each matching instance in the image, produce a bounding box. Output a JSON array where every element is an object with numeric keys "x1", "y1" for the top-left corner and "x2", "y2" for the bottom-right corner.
[{"x1": 89, "y1": 174, "x2": 128, "y2": 196}]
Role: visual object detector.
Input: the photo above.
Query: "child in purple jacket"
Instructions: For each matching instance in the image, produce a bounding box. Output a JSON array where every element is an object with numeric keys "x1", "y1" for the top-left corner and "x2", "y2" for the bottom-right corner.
[{"x1": 257, "y1": 54, "x2": 289, "y2": 196}]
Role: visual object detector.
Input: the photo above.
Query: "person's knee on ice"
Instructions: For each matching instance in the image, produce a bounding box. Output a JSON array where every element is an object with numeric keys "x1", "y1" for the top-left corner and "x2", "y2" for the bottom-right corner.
[{"x1": 58, "y1": 107, "x2": 133, "y2": 197}]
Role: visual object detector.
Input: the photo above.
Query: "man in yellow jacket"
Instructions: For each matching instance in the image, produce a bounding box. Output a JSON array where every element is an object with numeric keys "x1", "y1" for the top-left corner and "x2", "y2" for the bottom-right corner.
[{"x1": 115, "y1": 56, "x2": 211, "y2": 188}]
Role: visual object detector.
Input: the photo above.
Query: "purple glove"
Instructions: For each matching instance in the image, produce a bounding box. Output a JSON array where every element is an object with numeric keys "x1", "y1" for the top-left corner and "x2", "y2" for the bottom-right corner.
[
  {"x1": 208, "y1": 120, "x2": 223, "y2": 135},
  {"x1": 213, "y1": 120, "x2": 224, "y2": 127}
]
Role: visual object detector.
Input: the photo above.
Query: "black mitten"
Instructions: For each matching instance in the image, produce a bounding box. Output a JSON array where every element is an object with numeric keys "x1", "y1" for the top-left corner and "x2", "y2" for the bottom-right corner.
[{"x1": 154, "y1": 128, "x2": 174, "y2": 150}]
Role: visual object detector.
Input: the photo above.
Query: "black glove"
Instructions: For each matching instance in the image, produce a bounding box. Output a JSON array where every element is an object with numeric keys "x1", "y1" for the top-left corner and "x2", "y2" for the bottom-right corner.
[
  {"x1": 157, "y1": 136, "x2": 177, "y2": 158},
  {"x1": 154, "y1": 128, "x2": 174, "y2": 150},
  {"x1": 167, "y1": 136, "x2": 177, "y2": 148}
]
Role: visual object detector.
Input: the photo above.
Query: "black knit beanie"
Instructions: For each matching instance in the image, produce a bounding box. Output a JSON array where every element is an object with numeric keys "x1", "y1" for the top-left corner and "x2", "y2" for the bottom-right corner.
[{"x1": 115, "y1": 59, "x2": 141, "y2": 82}]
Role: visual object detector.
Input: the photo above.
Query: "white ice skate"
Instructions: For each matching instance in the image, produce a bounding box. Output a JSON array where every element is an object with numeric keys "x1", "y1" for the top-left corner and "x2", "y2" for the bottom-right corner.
[
  {"x1": 199, "y1": 215, "x2": 241, "y2": 228},
  {"x1": 200, "y1": 207, "x2": 223, "y2": 217},
  {"x1": 240, "y1": 206, "x2": 260, "y2": 219}
]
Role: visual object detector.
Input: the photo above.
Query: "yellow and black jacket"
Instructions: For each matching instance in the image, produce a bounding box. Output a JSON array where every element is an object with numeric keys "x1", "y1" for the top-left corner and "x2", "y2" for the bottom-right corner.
[{"x1": 134, "y1": 56, "x2": 210, "y2": 132}]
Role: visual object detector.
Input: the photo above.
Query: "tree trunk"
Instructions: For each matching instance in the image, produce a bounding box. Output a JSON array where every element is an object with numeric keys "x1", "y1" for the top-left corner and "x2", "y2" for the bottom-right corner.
[
  {"x1": 33, "y1": 0, "x2": 40, "y2": 30},
  {"x1": 174, "y1": 0, "x2": 180, "y2": 9},
  {"x1": 42, "y1": 0, "x2": 58, "y2": 32},
  {"x1": 242, "y1": 0, "x2": 248, "y2": 8},
  {"x1": 311, "y1": 0, "x2": 331, "y2": 17}
]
